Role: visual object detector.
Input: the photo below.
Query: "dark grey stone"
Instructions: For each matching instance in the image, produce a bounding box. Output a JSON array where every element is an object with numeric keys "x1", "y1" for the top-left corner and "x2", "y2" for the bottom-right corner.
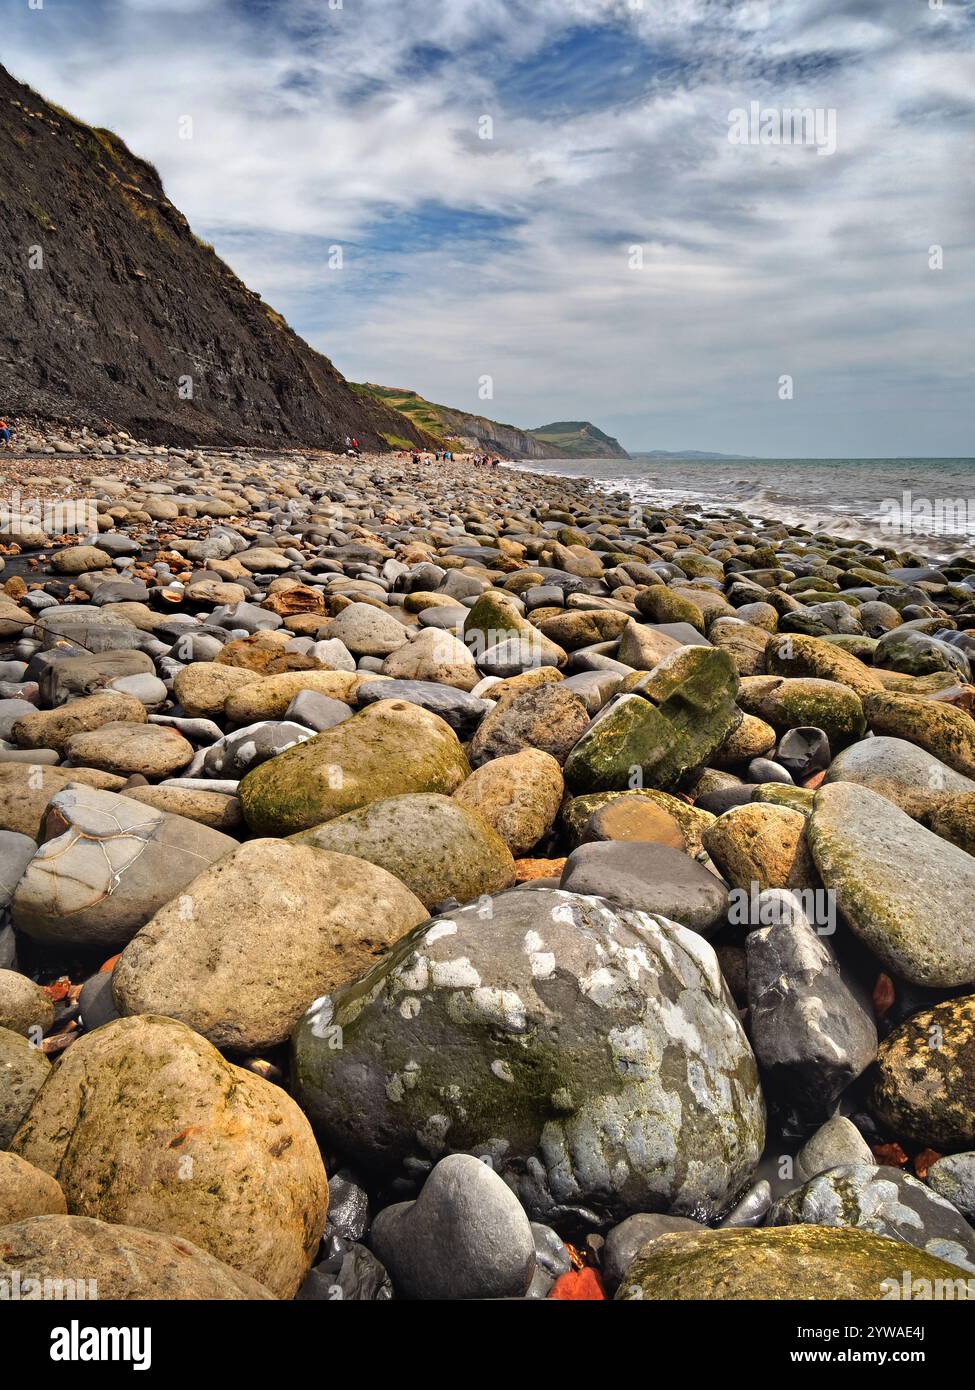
[
  {"x1": 746, "y1": 890, "x2": 877, "y2": 1124},
  {"x1": 560, "y1": 840, "x2": 729, "y2": 936},
  {"x1": 369, "y1": 1154, "x2": 536, "y2": 1301}
]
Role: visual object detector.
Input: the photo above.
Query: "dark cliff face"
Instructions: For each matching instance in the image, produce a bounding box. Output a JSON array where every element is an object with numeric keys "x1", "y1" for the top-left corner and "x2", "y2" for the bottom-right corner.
[{"x1": 0, "y1": 65, "x2": 433, "y2": 450}]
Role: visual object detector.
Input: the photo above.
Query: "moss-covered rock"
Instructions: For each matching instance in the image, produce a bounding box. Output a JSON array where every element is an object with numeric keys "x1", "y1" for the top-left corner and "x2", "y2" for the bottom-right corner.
[
  {"x1": 769, "y1": 1164, "x2": 975, "y2": 1271},
  {"x1": 239, "y1": 698, "x2": 470, "y2": 834},
  {"x1": 874, "y1": 630, "x2": 970, "y2": 680},
  {"x1": 292, "y1": 793, "x2": 514, "y2": 908},
  {"x1": 739, "y1": 675, "x2": 866, "y2": 746},
  {"x1": 808, "y1": 783, "x2": 975, "y2": 987},
  {"x1": 765, "y1": 633, "x2": 884, "y2": 695},
  {"x1": 464, "y1": 592, "x2": 565, "y2": 668},
  {"x1": 863, "y1": 691, "x2": 975, "y2": 778},
  {"x1": 752, "y1": 783, "x2": 816, "y2": 813},
  {"x1": 615, "y1": 1225, "x2": 973, "y2": 1299},
  {"x1": 565, "y1": 648, "x2": 740, "y2": 793},
  {"x1": 9, "y1": 1015, "x2": 328, "y2": 1298}
]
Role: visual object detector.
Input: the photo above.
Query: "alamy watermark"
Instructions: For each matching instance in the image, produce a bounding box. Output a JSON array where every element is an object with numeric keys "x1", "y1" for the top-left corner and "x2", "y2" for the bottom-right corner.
[
  {"x1": 879, "y1": 490, "x2": 975, "y2": 539},
  {"x1": 0, "y1": 489, "x2": 98, "y2": 537},
  {"x1": 1, "y1": 1270, "x2": 98, "y2": 1300},
  {"x1": 728, "y1": 102, "x2": 837, "y2": 157}
]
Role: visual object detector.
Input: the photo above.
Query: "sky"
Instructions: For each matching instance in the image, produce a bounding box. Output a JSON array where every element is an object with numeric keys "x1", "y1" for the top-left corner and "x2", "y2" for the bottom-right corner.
[{"x1": 2, "y1": 0, "x2": 974, "y2": 456}]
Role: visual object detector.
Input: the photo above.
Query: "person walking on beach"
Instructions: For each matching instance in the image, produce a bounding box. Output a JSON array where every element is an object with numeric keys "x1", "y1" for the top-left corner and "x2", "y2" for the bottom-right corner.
[{"x1": 0, "y1": 418, "x2": 12, "y2": 450}]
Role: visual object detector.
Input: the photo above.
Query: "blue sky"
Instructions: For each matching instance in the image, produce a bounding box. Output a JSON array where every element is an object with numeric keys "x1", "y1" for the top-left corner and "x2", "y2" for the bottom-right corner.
[{"x1": 3, "y1": 0, "x2": 974, "y2": 455}]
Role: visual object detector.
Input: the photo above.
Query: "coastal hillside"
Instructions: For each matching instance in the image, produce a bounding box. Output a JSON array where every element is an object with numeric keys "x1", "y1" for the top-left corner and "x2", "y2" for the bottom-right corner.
[
  {"x1": 529, "y1": 420, "x2": 629, "y2": 459},
  {"x1": 355, "y1": 384, "x2": 629, "y2": 459},
  {"x1": 0, "y1": 64, "x2": 434, "y2": 451}
]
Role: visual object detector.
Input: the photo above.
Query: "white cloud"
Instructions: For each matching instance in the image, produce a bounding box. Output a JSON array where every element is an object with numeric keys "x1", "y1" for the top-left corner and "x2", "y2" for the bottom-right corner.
[{"x1": 2, "y1": 0, "x2": 972, "y2": 453}]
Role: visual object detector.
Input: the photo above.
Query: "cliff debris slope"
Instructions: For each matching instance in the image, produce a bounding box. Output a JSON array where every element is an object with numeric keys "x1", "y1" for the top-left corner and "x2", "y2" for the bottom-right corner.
[{"x1": 0, "y1": 64, "x2": 434, "y2": 451}]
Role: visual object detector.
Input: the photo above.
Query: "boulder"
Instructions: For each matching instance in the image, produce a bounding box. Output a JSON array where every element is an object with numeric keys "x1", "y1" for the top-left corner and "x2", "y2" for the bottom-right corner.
[
  {"x1": 0, "y1": 1025, "x2": 50, "y2": 1147},
  {"x1": 0, "y1": 1215, "x2": 274, "y2": 1298},
  {"x1": 564, "y1": 648, "x2": 740, "y2": 792},
  {"x1": 0, "y1": 971, "x2": 54, "y2": 1037},
  {"x1": 452, "y1": 749, "x2": 564, "y2": 856},
  {"x1": 112, "y1": 840, "x2": 428, "y2": 1051},
  {"x1": 769, "y1": 1164, "x2": 975, "y2": 1273},
  {"x1": 615, "y1": 1225, "x2": 973, "y2": 1300},
  {"x1": 862, "y1": 691, "x2": 975, "y2": 778},
  {"x1": 10, "y1": 691, "x2": 147, "y2": 751},
  {"x1": 369, "y1": 1154, "x2": 535, "y2": 1301},
  {"x1": 746, "y1": 891, "x2": 877, "y2": 1121},
  {"x1": 808, "y1": 783, "x2": 975, "y2": 987},
  {"x1": 9, "y1": 1015, "x2": 328, "y2": 1298},
  {"x1": 823, "y1": 735, "x2": 974, "y2": 815},
  {"x1": 703, "y1": 804, "x2": 816, "y2": 892},
  {"x1": 172, "y1": 662, "x2": 262, "y2": 719},
  {"x1": 870, "y1": 994, "x2": 975, "y2": 1150},
  {"x1": 293, "y1": 888, "x2": 765, "y2": 1224},
  {"x1": 239, "y1": 699, "x2": 470, "y2": 835},
  {"x1": 0, "y1": 764, "x2": 126, "y2": 839},
  {"x1": 292, "y1": 794, "x2": 514, "y2": 909},
  {"x1": 12, "y1": 785, "x2": 238, "y2": 950},
  {"x1": 327, "y1": 602, "x2": 409, "y2": 657},
  {"x1": 381, "y1": 628, "x2": 479, "y2": 691},
  {"x1": 0, "y1": 1152, "x2": 66, "y2": 1224},
  {"x1": 559, "y1": 841, "x2": 729, "y2": 936},
  {"x1": 63, "y1": 722, "x2": 194, "y2": 778},
  {"x1": 468, "y1": 682, "x2": 590, "y2": 767}
]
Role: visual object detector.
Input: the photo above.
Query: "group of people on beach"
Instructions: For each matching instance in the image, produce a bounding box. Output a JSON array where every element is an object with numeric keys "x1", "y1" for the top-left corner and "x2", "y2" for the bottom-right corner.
[{"x1": 404, "y1": 449, "x2": 501, "y2": 467}]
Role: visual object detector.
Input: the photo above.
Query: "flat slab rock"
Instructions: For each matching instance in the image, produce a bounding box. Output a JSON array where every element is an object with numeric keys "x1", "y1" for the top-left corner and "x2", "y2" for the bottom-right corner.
[{"x1": 808, "y1": 782, "x2": 975, "y2": 988}]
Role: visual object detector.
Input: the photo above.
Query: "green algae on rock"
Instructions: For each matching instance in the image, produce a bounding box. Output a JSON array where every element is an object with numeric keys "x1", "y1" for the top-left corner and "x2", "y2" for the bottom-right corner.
[
  {"x1": 564, "y1": 647, "x2": 740, "y2": 793},
  {"x1": 808, "y1": 783, "x2": 975, "y2": 988},
  {"x1": 871, "y1": 994, "x2": 975, "y2": 1151},
  {"x1": 239, "y1": 697, "x2": 471, "y2": 834},
  {"x1": 615, "y1": 1225, "x2": 974, "y2": 1300},
  {"x1": 292, "y1": 792, "x2": 515, "y2": 908}
]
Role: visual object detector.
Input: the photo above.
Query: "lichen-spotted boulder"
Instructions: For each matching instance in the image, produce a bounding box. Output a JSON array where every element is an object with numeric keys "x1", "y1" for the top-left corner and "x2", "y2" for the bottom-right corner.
[
  {"x1": 292, "y1": 888, "x2": 765, "y2": 1224},
  {"x1": 0, "y1": 1215, "x2": 275, "y2": 1299},
  {"x1": 9, "y1": 1015, "x2": 328, "y2": 1298},
  {"x1": 768, "y1": 1164, "x2": 975, "y2": 1272},
  {"x1": 615, "y1": 1225, "x2": 974, "y2": 1300},
  {"x1": 870, "y1": 994, "x2": 975, "y2": 1150},
  {"x1": 239, "y1": 698, "x2": 471, "y2": 835}
]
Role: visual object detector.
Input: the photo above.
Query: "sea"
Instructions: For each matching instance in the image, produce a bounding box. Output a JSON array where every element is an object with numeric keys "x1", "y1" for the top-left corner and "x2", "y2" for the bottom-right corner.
[{"x1": 509, "y1": 456, "x2": 975, "y2": 559}]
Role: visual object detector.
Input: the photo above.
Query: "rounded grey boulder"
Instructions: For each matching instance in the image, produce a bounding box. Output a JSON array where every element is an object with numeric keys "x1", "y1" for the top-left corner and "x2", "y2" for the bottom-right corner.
[
  {"x1": 369, "y1": 1154, "x2": 535, "y2": 1300},
  {"x1": 292, "y1": 887, "x2": 765, "y2": 1224}
]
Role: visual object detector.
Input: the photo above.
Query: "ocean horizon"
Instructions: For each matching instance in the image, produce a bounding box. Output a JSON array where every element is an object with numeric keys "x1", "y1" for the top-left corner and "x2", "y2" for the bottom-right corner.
[{"x1": 510, "y1": 455, "x2": 975, "y2": 557}]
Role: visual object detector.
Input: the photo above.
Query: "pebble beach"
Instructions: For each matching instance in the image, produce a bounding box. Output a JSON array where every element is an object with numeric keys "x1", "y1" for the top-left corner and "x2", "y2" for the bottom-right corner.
[{"x1": 2, "y1": 425, "x2": 975, "y2": 1301}]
